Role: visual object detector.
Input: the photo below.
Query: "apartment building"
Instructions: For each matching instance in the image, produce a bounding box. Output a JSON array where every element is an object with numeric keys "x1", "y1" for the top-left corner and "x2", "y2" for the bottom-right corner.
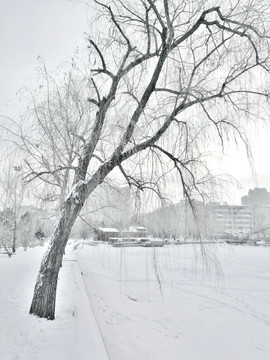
[
  {"x1": 208, "y1": 203, "x2": 254, "y2": 235},
  {"x1": 241, "y1": 188, "x2": 270, "y2": 206}
]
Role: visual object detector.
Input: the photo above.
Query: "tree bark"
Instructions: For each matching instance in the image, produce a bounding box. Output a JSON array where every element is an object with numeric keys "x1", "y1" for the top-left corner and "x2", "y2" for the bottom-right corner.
[
  {"x1": 29, "y1": 196, "x2": 82, "y2": 320},
  {"x1": 29, "y1": 164, "x2": 111, "y2": 320}
]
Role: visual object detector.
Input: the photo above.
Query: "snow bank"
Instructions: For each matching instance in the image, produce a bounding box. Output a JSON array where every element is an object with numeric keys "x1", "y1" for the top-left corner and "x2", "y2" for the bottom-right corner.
[{"x1": 0, "y1": 245, "x2": 109, "y2": 360}]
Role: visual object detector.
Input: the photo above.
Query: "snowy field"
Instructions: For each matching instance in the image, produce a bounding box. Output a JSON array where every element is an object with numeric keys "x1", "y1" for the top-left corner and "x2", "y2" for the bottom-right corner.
[
  {"x1": 0, "y1": 242, "x2": 269, "y2": 360},
  {"x1": 76, "y1": 242, "x2": 270, "y2": 360}
]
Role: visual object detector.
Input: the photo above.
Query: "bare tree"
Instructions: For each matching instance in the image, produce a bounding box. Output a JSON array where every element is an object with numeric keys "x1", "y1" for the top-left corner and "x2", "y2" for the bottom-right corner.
[
  {"x1": 1, "y1": 64, "x2": 95, "y2": 212},
  {"x1": 7, "y1": 0, "x2": 269, "y2": 319},
  {"x1": 0, "y1": 208, "x2": 14, "y2": 257},
  {"x1": 0, "y1": 159, "x2": 25, "y2": 253},
  {"x1": 81, "y1": 183, "x2": 136, "y2": 228},
  {"x1": 18, "y1": 211, "x2": 34, "y2": 250}
]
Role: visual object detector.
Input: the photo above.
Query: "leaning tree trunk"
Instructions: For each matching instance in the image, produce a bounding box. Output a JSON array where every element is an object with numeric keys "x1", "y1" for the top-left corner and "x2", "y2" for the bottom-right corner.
[
  {"x1": 29, "y1": 195, "x2": 83, "y2": 320},
  {"x1": 29, "y1": 162, "x2": 113, "y2": 320}
]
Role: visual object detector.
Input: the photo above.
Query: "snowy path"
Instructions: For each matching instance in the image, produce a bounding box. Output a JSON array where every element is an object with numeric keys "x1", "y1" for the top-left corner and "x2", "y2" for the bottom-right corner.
[
  {"x1": 76, "y1": 243, "x2": 270, "y2": 360},
  {"x1": 0, "y1": 245, "x2": 109, "y2": 360}
]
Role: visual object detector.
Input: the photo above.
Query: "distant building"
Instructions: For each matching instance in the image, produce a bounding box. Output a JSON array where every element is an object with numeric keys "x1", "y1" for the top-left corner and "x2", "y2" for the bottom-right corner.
[
  {"x1": 121, "y1": 226, "x2": 147, "y2": 239},
  {"x1": 252, "y1": 205, "x2": 270, "y2": 228},
  {"x1": 145, "y1": 194, "x2": 270, "y2": 239},
  {"x1": 241, "y1": 188, "x2": 270, "y2": 206},
  {"x1": 240, "y1": 188, "x2": 270, "y2": 231},
  {"x1": 95, "y1": 227, "x2": 119, "y2": 242},
  {"x1": 208, "y1": 203, "x2": 254, "y2": 236}
]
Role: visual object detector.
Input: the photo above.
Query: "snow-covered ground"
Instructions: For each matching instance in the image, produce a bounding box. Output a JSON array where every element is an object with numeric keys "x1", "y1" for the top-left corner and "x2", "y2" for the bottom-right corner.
[
  {"x1": 0, "y1": 242, "x2": 270, "y2": 360},
  {"x1": 0, "y1": 245, "x2": 109, "y2": 360},
  {"x1": 76, "y1": 242, "x2": 270, "y2": 360}
]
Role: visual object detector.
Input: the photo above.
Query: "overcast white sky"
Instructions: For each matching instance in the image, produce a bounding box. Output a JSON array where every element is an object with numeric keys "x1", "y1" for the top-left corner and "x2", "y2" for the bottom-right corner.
[
  {"x1": 0, "y1": 0, "x2": 270, "y2": 204},
  {"x1": 0, "y1": 0, "x2": 90, "y2": 113}
]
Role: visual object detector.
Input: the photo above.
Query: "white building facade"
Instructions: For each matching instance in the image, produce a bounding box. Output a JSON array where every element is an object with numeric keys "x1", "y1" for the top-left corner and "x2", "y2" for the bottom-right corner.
[{"x1": 208, "y1": 203, "x2": 254, "y2": 236}]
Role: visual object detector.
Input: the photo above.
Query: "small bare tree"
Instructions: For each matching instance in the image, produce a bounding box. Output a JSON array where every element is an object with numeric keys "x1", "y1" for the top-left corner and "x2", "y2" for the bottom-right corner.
[
  {"x1": 0, "y1": 159, "x2": 25, "y2": 253},
  {"x1": 19, "y1": 211, "x2": 34, "y2": 250},
  {"x1": 0, "y1": 208, "x2": 14, "y2": 257},
  {"x1": 2, "y1": 0, "x2": 270, "y2": 319}
]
